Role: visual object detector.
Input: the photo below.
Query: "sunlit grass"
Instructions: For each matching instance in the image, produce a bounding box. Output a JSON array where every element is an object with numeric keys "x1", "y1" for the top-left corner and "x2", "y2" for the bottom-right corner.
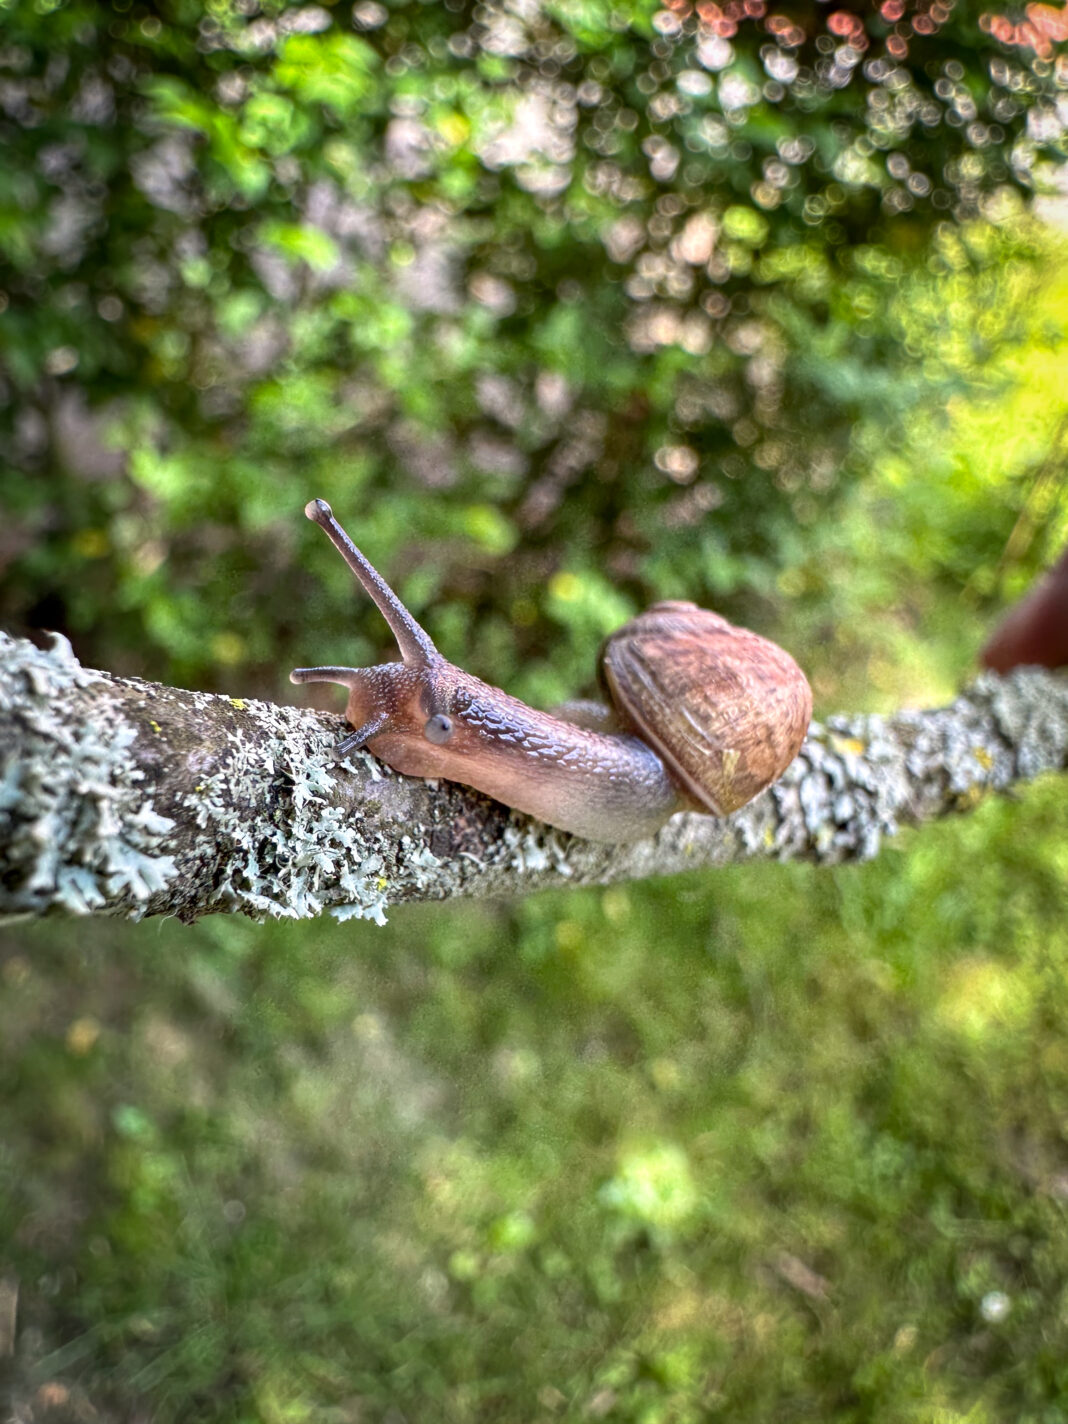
[{"x1": 3, "y1": 765, "x2": 1068, "y2": 1420}]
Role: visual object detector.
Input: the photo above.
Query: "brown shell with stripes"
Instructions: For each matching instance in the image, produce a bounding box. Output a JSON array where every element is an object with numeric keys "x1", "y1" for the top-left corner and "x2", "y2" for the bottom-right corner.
[{"x1": 601, "y1": 601, "x2": 813, "y2": 815}]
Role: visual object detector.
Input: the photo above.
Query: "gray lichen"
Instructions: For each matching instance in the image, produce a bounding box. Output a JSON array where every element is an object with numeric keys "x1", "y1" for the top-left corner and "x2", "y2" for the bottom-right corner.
[
  {"x1": 0, "y1": 632, "x2": 178, "y2": 917},
  {"x1": 180, "y1": 705, "x2": 394, "y2": 923},
  {"x1": 0, "y1": 629, "x2": 475, "y2": 924},
  {"x1": 1, "y1": 631, "x2": 1066, "y2": 925}
]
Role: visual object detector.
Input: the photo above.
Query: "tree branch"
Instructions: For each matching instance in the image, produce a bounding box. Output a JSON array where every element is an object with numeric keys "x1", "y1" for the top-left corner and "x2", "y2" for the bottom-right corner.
[{"x1": 1, "y1": 630, "x2": 1066, "y2": 925}]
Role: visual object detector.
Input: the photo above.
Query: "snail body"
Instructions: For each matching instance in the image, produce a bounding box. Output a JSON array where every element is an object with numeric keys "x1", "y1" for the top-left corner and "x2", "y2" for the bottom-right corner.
[{"x1": 291, "y1": 500, "x2": 812, "y2": 842}]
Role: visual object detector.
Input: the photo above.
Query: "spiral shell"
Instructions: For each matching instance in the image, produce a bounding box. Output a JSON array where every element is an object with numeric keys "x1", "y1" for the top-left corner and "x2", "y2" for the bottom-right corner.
[{"x1": 601, "y1": 601, "x2": 812, "y2": 815}]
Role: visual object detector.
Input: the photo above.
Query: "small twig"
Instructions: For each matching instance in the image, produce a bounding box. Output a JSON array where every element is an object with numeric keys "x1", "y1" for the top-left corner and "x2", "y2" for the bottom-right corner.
[{"x1": 1, "y1": 631, "x2": 1066, "y2": 925}]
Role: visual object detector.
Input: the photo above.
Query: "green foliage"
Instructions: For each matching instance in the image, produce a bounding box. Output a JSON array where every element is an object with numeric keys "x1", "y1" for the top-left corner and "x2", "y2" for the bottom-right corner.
[{"x1": 1, "y1": 0, "x2": 1067, "y2": 698}]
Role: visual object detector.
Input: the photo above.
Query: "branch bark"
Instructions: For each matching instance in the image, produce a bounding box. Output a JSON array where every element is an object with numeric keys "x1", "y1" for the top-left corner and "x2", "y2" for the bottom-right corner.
[{"x1": 1, "y1": 630, "x2": 1066, "y2": 925}]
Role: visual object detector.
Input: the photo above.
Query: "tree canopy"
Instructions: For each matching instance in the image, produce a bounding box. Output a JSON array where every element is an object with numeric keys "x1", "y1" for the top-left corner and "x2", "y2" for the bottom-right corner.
[{"x1": 2, "y1": 0, "x2": 1067, "y2": 699}]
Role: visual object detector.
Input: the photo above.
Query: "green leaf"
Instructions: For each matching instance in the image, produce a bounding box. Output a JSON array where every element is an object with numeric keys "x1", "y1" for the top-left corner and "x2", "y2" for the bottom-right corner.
[
  {"x1": 259, "y1": 221, "x2": 340, "y2": 272},
  {"x1": 272, "y1": 33, "x2": 380, "y2": 119}
]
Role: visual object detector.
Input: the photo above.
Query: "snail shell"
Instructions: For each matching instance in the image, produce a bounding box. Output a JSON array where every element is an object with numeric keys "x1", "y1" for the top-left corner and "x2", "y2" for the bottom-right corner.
[{"x1": 601, "y1": 601, "x2": 812, "y2": 815}]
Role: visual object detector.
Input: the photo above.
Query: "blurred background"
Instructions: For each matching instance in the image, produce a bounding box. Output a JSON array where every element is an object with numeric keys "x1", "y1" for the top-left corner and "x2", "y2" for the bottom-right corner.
[{"x1": 3, "y1": 1, "x2": 1068, "y2": 1418}]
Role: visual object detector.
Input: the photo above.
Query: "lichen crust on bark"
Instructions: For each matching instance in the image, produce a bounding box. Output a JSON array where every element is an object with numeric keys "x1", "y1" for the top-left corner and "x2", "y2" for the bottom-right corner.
[
  {"x1": 0, "y1": 632, "x2": 179, "y2": 917},
  {"x1": 1, "y1": 630, "x2": 1066, "y2": 924}
]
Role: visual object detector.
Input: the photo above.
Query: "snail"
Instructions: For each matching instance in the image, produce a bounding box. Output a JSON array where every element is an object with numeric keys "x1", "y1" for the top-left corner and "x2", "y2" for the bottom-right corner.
[{"x1": 290, "y1": 499, "x2": 812, "y2": 842}]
